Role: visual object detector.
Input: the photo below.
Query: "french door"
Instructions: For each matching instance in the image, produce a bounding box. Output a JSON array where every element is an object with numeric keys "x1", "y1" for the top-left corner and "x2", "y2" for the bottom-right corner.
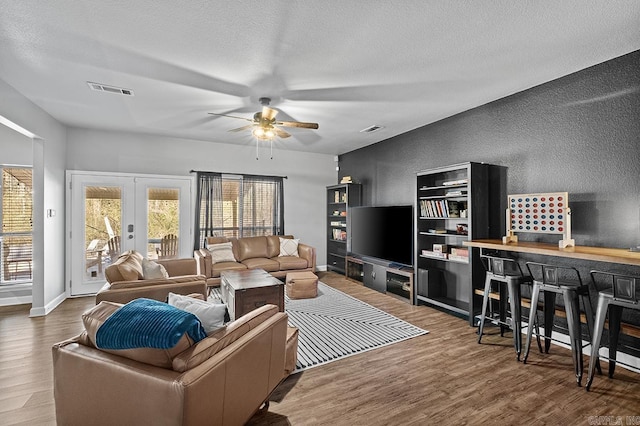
[{"x1": 67, "y1": 172, "x2": 192, "y2": 296}]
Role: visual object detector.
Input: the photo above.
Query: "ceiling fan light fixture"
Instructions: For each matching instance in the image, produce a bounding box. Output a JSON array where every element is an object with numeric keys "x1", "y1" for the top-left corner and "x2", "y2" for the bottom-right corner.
[{"x1": 252, "y1": 126, "x2": 275, "y2": 140}]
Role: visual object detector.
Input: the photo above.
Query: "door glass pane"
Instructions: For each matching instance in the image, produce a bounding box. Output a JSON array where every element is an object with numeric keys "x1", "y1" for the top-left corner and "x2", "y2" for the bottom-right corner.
[
  {"x1": 84, "y1": 186, "x2": 121, "y2": 280},
  {"x1": 147, "y1": 187, "x2": 179, "y2": 259}
]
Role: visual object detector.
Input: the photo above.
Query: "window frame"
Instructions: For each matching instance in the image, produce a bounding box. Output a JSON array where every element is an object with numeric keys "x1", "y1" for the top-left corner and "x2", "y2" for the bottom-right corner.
[{"x1": 194, "y1": 172, "x2": 284, "y2": 249}]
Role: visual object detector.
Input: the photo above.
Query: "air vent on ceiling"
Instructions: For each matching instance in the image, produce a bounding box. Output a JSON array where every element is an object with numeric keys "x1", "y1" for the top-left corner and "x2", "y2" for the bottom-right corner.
[
  {"x1": 87, "y1": 81, "x2": 134, "y2": 96},
  {"x1": 360, "y1": 125, "x2": 384, "y2": 133}
]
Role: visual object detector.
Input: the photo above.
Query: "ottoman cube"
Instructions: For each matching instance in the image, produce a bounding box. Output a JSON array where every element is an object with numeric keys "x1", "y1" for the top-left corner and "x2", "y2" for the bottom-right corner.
[{"x1": 285, "y1": 271, "x2": 318, "y2": 299}]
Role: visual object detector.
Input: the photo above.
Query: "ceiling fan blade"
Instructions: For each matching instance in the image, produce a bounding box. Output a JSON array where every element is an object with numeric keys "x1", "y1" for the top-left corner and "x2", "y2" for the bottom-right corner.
[
  {"x1": 262, "y1": 106, "x2": 278, "y2": 121},
  {"x1": 208, "y1": 112, "x2": 254, "y2": 122},
  {"x1": 228, "y1": 124, "x2": 255, "y2": 132},
  {"x1": 276, "y1": 121, "x2": 319, "y2": 129},
  {"x1": 274, "y1": 127, "x2": 291, "y2": 138}
]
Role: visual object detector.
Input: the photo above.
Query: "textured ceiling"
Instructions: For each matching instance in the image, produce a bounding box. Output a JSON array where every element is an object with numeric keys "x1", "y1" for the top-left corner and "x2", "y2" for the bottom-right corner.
[{"x1": 1, "y1": 1, "x2": 639, "y2": 155}]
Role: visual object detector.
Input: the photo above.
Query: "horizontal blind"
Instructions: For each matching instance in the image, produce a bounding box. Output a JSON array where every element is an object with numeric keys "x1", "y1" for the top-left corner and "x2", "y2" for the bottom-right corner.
[
  {"x1": 2, "y1": 168, "x2": 33, "y2": 233},
  {"x1": 195, "y1": 172, "x2": 284, "y2": 248},
  {"x1": 1, "y1": 167, "x2": 33, "y2": 283}
]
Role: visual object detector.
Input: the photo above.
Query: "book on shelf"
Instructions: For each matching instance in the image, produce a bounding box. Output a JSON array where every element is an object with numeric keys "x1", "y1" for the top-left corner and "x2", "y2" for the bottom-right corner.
[
  {"x1": 334, "y1": 191, "x2": 340, "y2": 203},
  {"x1": 442, "y1": 178, "x2": 468, "y2": 186},
  {"x1": 450, "y1": 247, "x2": 469, "y2": 257},
  {"x1": 420, "y1": 199, "x2": 468, "y2": 218},
  {"x1": 421, "y1": 250, "x2": 448, "y2": 259},
  {"x1": 448, "y1": 255, "x2": 469, "y2": 263},
  {"x1": 432, "y1": 243, "x2": 448, "y2": 253},
  {"x1": 445, "y1": 190, "x2": 467, "y2": 197},
  {"x1": 427, "y1": 228, "x2": 447, "y2": 234},
  {"x1": 332, "y1": 229, "x2": 347, "y2": 241}
]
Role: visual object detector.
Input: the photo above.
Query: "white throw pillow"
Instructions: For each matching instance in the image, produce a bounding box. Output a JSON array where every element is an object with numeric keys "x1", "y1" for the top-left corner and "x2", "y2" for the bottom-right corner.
[
  {"x1": 279, "y1": 237, "x2": 299, "y2": 257},
  {"x1": 167, "y1": 293, "x2": 227, "y2": 334},
  {"x1": 207, "y1": 242, "x2": 236, "y2": 264},
  {"x1": 142, "y1": 258, "x2": 169, "y2": 279}
]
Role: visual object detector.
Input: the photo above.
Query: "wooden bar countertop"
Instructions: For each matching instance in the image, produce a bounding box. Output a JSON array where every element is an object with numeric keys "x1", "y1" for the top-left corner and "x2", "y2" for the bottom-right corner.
[{"x1": 463, "y1": 239, "x2": 640, "y2": 267}]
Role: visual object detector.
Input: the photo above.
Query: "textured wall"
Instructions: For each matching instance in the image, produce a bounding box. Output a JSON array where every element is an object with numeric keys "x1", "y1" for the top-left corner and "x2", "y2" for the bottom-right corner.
[
  {"x1": 340, "y1": 50, "x2": 640, "y2": 343},
  {"x1": 341, "y1": 50, "x2": 640, "y2": 249}
]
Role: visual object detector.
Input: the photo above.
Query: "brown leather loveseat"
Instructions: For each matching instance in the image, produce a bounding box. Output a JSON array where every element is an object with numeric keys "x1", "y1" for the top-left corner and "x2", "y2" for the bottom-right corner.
[
  {"x1": 194, "y1": 235, "x2": 316, "y2": 287},
  {"x1": 52, "y1": 303, "x2": 296, "y2": 425}
]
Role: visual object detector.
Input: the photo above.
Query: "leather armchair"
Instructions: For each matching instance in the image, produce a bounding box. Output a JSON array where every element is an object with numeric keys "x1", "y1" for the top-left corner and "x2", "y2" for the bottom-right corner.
[
  {"x1": 96, "y1": 252, "x2": 207, "y2": 304},
  {"x1": 52, "y1": 304, "x2": 291, "y2": 426}
]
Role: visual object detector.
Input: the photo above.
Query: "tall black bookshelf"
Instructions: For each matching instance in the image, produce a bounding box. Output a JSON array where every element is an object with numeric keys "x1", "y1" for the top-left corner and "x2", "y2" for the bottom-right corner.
[
  {"x1": 326, "y1": 183, "x2": 361, "y2": 274},
  {"x1": 415, "y1": 162, "x2": 506, "y2": 325}
]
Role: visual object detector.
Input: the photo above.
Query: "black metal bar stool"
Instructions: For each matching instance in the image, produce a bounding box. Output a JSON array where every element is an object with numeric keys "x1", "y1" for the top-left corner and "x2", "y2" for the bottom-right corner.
[
  {"x1": 586, "y1": 270, "x2": 640, "y2": 391},
  {"x1": 523, "y1": 262, "x2": 597, "y2": 386},
  {"x1": 478, "y1": 254, "x2": 539, "y2": 361}
]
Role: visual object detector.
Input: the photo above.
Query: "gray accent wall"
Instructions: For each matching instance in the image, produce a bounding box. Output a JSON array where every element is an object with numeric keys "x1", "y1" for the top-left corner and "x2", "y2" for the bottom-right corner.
[
  {"x1": 341, "y1": 49, "x2": 640, "y2": 250},
  {"x1": 340, "y1": 50, "x2": 640, "y2": 341}
]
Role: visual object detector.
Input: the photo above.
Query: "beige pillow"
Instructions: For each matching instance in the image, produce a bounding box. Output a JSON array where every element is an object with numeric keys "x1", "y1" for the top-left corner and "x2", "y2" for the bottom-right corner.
[
  {"x1": 142, "y1": 258, "x2": 169, "y2": 279},
  {"x1": 207, "y1": 242, "x2": 236, "y2": 264},
  {"x1": 82, "y1": 301, "x2": 195, "y2": 369},
  {"x1": 105, "y1": 250, "x2": 144, "y2": 283},
  {"x1": 167, "y1": 292, "x2": 226, "y2": 334},
  {"x1": 279, "y1": 237, "x2": 299, "y2": 257}
]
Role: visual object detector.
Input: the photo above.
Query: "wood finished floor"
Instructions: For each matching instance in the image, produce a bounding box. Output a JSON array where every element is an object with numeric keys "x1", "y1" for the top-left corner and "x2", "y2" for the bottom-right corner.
[{"x1": 1, "y1": 271, "x2": 639, "y2": 425}]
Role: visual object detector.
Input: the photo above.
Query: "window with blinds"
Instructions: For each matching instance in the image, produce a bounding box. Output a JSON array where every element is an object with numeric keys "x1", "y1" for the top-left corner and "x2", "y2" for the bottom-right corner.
[
  {"x1": 1, "y1": 167, "x2": 33, "y2": 284},
  {"x1": 195, "y1": 172, "x2": 284, "y2": 248}
]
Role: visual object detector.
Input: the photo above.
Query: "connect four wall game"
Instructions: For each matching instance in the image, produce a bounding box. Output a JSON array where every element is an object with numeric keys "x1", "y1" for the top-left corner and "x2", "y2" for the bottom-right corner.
[{"x1": 502, "y1": 192, "x2": 575, "y2": 248}]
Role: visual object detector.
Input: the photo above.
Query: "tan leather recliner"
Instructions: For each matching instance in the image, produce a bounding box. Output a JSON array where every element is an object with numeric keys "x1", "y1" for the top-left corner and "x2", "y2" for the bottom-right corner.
[
  {"x1": 95, "y1": 251, "x2": 208, "y2": 304},
  {"x1": 52, "y1": 304, "x2": 294, "y2": 426}
]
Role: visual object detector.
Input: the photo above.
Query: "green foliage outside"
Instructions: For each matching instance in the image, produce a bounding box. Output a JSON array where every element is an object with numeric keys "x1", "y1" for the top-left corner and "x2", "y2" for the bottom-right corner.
[{"x1": 85, "y1": 198, "x2": 179, "y2": 250}]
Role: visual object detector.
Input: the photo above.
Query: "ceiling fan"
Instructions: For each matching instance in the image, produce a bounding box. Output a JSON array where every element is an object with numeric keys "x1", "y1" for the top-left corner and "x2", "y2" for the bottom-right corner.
[{"x1": 208, "y1": 97, "x2": 319, "y2": 140}]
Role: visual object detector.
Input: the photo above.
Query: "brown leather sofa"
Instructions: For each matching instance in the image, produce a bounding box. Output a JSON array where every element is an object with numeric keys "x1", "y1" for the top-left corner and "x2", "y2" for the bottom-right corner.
[
  {"x1": 95, "y1": 250, "x2": 207, "y2": 304},
  {"x1": 52, "y1": 303, "x2": 296, "y2": 426},
  {"x1": 194, "y1": 235, "x2": 316, "y2": 287}
]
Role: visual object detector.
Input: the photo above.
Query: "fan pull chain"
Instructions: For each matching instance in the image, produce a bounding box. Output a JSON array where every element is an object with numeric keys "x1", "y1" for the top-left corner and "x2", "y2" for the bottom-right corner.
[
  {"x1": 256, "y1": 138, "x2": 259, "y2": 160},
  {"x1": 270, "y1": 139, "x2": 273, "y2": 159}
]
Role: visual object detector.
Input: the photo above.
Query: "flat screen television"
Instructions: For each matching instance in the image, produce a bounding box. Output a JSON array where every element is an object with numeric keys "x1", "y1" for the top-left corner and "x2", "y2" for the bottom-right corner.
[{"x1": 349, "y1": 205, "x2": 413, "y2": 267}]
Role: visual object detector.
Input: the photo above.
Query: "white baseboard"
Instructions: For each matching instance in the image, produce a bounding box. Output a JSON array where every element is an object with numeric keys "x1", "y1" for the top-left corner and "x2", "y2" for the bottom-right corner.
[
  {"x1": 316, "y1": 264, "x2": 328, "y2": 271},
  {"x1": 0, "y1": 295, "x2": 32, "y2": 306},
  {"x1": 523, "y1": 325, "x2": 640, "y2": 374},
  {"x1": 30, "y1": 291, "x2": 67, "y2": 317}
]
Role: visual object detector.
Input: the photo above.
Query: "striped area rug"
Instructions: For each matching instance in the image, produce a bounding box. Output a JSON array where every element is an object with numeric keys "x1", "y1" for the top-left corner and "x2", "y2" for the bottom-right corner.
[
  {"x1": 210, "y1": 282, "x2": 429, "y2": 373},
  {"x1": 285, "y1": 282, "x2": 428, "y2": 373}
]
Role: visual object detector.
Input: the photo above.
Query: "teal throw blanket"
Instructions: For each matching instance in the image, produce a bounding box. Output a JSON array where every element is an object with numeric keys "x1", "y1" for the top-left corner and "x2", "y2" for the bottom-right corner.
[{"x1": 96, "y1": 298, "x2": 206, "y2": 350}]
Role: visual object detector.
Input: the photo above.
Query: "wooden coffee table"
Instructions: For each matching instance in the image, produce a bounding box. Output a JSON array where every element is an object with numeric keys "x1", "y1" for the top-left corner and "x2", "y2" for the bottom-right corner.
[{"x1": 220, "y1": 269, "x2": 284, "y2": 321}]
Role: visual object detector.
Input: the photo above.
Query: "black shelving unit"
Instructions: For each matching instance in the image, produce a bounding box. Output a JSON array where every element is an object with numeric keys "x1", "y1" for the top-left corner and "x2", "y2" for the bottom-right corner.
[
  {"x1": 326, "y1": 183, "x2": 361, "y2": 274},
  {"x1": 415, "y1": 162, "x2": 506, "y2": 325}
]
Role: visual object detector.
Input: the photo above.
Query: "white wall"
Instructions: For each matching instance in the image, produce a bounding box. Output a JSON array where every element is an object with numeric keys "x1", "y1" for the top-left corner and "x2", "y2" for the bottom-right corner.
[
  {"x1": 0, "y1": 78, "x2": 67, "y2": 315},
  {"x1": 66, "y1": 128, "x2": 337, "y2": 267},
  {"x1": 0, "y1": 123, "x2": 32, "y2": 165}
]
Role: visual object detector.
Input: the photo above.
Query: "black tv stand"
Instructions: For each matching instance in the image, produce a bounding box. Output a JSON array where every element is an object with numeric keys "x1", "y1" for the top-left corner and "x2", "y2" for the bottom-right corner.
[{"x1": 345, "y1": 256, "x2": 414, "y2": 304}]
